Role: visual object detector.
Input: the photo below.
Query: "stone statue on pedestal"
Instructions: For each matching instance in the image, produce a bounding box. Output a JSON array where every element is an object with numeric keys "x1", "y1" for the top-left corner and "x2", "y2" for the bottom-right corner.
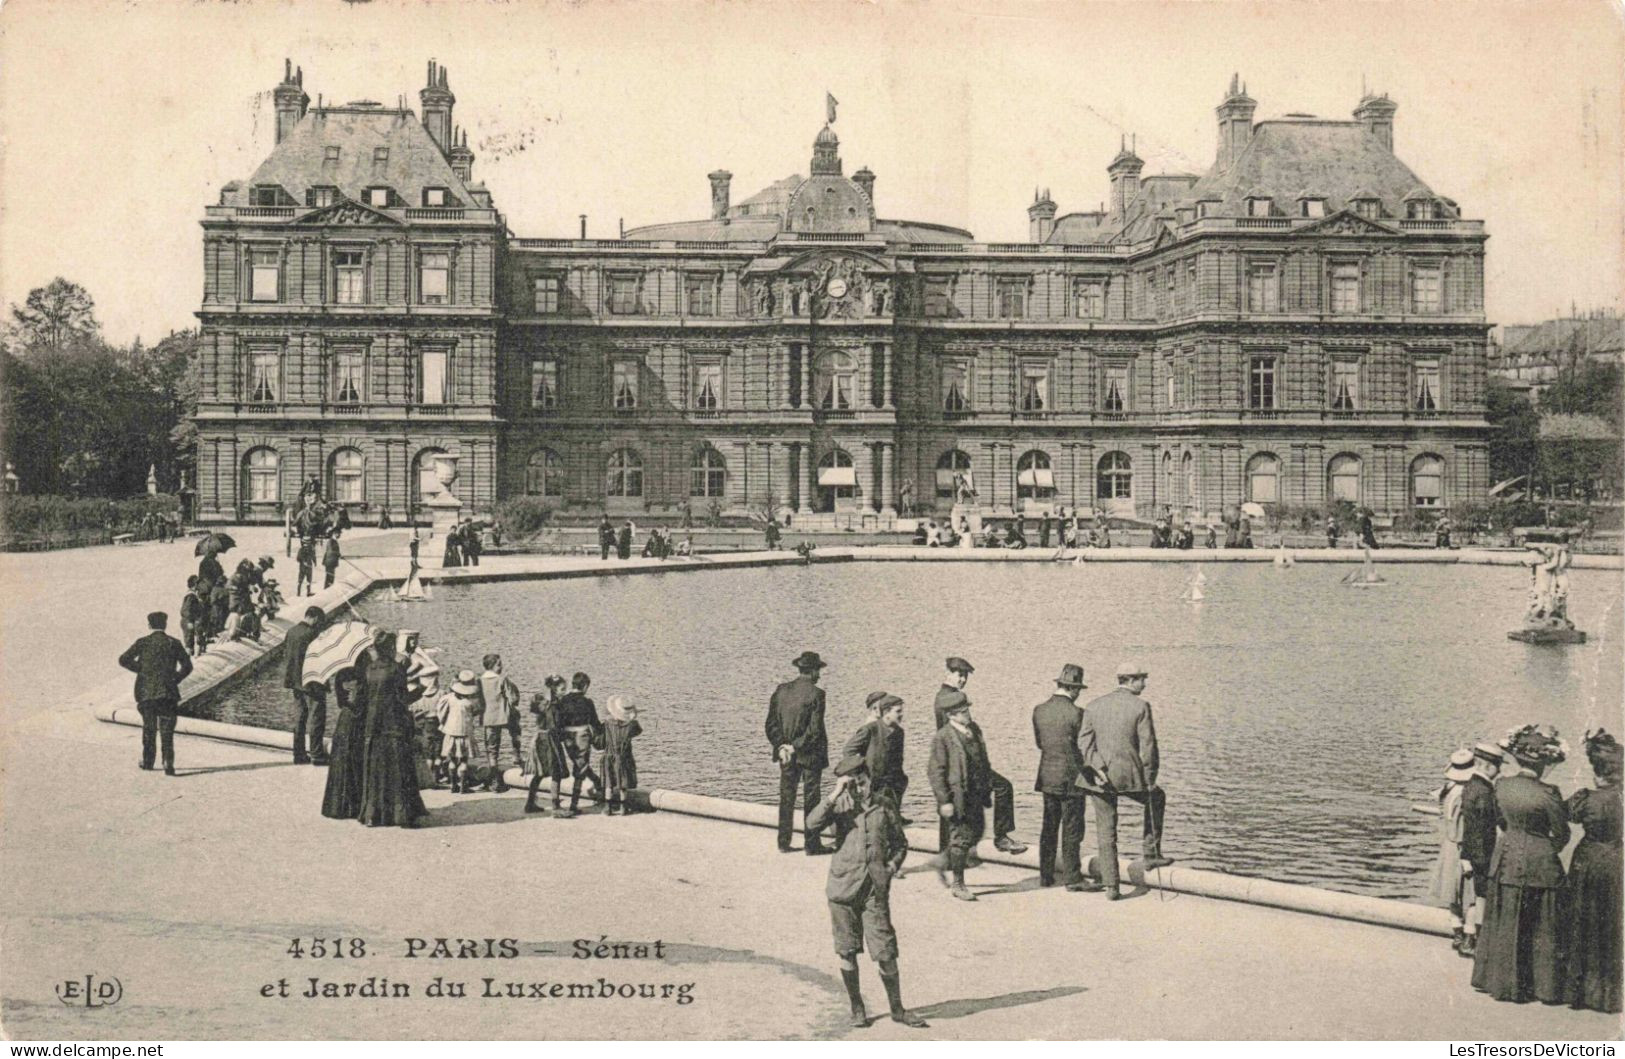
[{"x1": 1509, "y1": 534, "x2": 1586, "y2": 644}]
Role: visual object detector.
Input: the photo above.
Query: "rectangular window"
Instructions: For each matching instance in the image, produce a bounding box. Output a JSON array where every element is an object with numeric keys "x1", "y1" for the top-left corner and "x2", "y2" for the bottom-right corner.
[
  {"x1": 693, "y1": 361, "x2": 723, "y2": 410},
  {"x1": 923, "y1": 277, "x2": 953, "y2": 318},
  {"x1": 365, "y1": 187, "x2": 391, "y2": 208},
  {"x1": 1414, "y1": 359, "x2": 1441, "y2": 411},
  {"x1": 1248, "y1": 198, "x2": 1273, "y2": 217},
  {"x1": 608, "y1": 275, "x2": 640, "y2": 315},
  {"x1": 1102, "y1": 364, "x2": 1129, "y2": 412},
  {"x1": 247, "y1": 350, "x2": 279, "y2": 403},
  {"x1": 942, "y1": 361, "x2": 970, "y2": 412},
  {"x1": 334, "y1": 250, "x2": 365, "y2": 304},
  {"x1": 372, "y1": 146, "x2": 389, "y2": 168},
  {"x1": 684, "y1": 274, "x2": 717, "y2": 317},
  {"x1": 424, "y1": 187, "x2": 448, "y2": 207},
  {"x1": 333, "y1": 349, "x2": 365, "y2": 405},
  {"x1": 1330, "y1": 263, "x2": 1361, "y2": 313},
  {"x1": 250, "y1": 186, "x2": 282, "y2": 207},
  {"x1": 418, "y1": 349, "x2": 449, "y2": 405},
  {"x1": 1247, "y1": 263, "x2": 1278, "y2": 312},
  {"x1": 1248, "y1": 356, "x2": 1277, "y2": 410},
  {"x1": 1302, "y1": 199, "x2": 1326, "y2": 218},
  {"x1": 1019, "y1": 362, "x2": 1049, "y2": 412},
  {"x1": 1407, "y1": 199, "x2": 1435, "y2": 220},
  {"x1": 1182, "y1": 361, "x2": 1196, "y2": 409},
  {"x1": 1073, "y1": 280, "x2": 1105, "y2": 319},
  {"x1": 308, "y1": 186, "x2": 337, "y2": 207},
  {"x1": 612, "y1": 362, "x2": 639, "y2": 410},
  {"x1": 323, "y1": 146, "x2": 340, "y2": 166},
  {"x1": 1166, "y1": 364, "x2": 1177, "y2": 408},
  {"x1": 533, "y1": 276, "x2": 561, "y2": 315},
  {"x1": 1411, "y1": 265, "x2": 1442, "y2": 313},
  {"x1": 419, "y1": 250, "x2": 450, "y2": 304},
  {"x1": 249, "y1": 248, "x2": 279, "y2": 302},
  {"x1": 1331, "y1": 358, "x2": 1359, "y2": 410},
  {"x1": 996, "y1": 279, "x2": 1027, "y2": 319},
  {"x1": 1353, "y1": 199, "x2": 1379, "y2": 220},
  {"x1": 1186, "y1": 259, "x2": 1198, "y2": 303},
  {"x1": 530, "y1": 361, "x2": 557, "y2": 411}
]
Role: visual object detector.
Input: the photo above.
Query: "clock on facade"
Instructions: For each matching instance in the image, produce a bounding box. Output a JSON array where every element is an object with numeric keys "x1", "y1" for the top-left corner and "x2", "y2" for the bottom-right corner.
[{"x1": 826, "y1": 278, "x2": 848, "y2": 298}]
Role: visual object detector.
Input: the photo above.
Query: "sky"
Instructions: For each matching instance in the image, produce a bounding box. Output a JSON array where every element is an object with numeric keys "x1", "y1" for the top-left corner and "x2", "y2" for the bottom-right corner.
[{"x1": 1, "y1": 0, "x2": 1622, "y2": 345}]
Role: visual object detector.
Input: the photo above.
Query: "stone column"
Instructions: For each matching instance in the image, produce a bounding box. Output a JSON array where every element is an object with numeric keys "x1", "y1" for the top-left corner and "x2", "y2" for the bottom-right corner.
[
  {"x1": 734, "y1": 440, "x2": 752, "y2": 514},
  {"x1": 879, "y1": 440, "x2": 896, "y2": 516},
  {"x1": 759, "y1": 441, "x2": 777, "y2": 517},
  {"x1": 798, "y1": 442, "x2": 814, "y2": 515}
]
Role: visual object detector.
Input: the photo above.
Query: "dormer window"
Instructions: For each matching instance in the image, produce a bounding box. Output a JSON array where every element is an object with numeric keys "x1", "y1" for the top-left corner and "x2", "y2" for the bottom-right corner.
[
  {"x1": 322, "y1": 146, "x2": 340, "y2": 167},
  {"x1": 423, "y1": 187, "x2": 449, "y2": 208},
  {"x1": 1352, "y1": 197, "x2": 1381, "y2": 220},
  {"x1": 1406, "y1": 198, "x2": 1436, "y2": 220},
  {"x1": 1247, "y1": 197, "x2": 1273, "y2": 218},
  {"x1": 364, "y1": 187, "x2": 392, "y2": 208},
  {"x1": 372, "y1": 146, "x2": 389, "y2": 168},
  {"x1": 1196, "y1": 199, "x2": 1219, "y2": 219},
  {"x1": 307, "y1": 186, "x2": 338, "y2": 208},
  {"x1": 250, "y1": 185, "x2": 285, "y2": 207},
  {"x1": 1300, "y1": 198, "x2": 1326, "y2": 218}
]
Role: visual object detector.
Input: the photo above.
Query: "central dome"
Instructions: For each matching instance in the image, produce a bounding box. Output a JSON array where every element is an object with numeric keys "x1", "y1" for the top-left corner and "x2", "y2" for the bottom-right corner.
[{"x1": 786, "y1": 175, "x2": 874, "y2": 234}]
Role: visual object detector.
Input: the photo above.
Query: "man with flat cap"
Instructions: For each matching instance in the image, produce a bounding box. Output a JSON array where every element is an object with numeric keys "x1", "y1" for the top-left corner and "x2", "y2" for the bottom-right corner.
[
  {"x1": 767, "y1": 651, "x2": 833, "y2": 855},
  {"x1": 806, "y1": 751, "x2": 929, "y2": 1029},
  {"x1": 1033, "y1": 663, "x2": 1100, "y2": 891},
  {"x1": 933, "y1": 657, "x2": 1027, "y2": 857},
  {"x1": 1079, "y1": 660, "x2": 1171, "y2": 899},
  {"x1": 841, "y1": 691, "x2": 909, "y2": 807},
  {"x1": 930, "y1": 692, "x2": 1003, "y2": 901},
  {"x1": 118, "y1": 611, "x2": 194, "y2": 775}
]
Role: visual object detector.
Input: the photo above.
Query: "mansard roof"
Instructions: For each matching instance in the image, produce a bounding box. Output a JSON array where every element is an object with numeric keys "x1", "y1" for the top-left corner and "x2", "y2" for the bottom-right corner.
[
  {"x1": 231, "y1": 105, "x2": 471, "y2": 207},
  {"x1": 1185, "y1": 119, "x2": 1445, "y2": 219}
]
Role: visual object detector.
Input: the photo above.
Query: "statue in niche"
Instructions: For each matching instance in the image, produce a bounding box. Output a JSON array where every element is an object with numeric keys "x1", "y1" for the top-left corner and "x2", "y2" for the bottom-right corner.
[
  {"x1": 749, "y1": 279, "x2": 774, "y2": 318},
  {"x1": 787, "y1": 280, "x2": 808, "y2": 317},
  {"x1": 868, "y1": 278, "x2": 891, "y2": 316}
]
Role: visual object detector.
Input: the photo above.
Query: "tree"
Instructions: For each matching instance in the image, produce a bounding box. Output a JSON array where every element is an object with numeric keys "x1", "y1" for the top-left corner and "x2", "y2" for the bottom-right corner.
[
  {"x1": 1485, "y1": 377, "x2": 1540, "y2": 486},
  {"x1": 1539, "y1": 361, "x2": 1623, "y2": 431},
  {"x1": 9, "y1": 278, "x2": 99, "y2": 351}
]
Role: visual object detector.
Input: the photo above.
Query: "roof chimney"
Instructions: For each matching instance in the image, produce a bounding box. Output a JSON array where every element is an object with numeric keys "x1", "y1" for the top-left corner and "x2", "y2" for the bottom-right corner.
[
  {"x1": 1107, "y1": 137, "x2": 1144, "y2": 222},
  {"x1": 448, "y1": 127, "x2": 474, "y2": 183},
  {"x1": 1354, "y1": 92, "x2": 1398, "y2": 152},
  {"x1": 1028, "y1": 187, "x2": 1057, "y2": 242},
  {"x1": 852, "y1": 166, "x2": 876, "y2": 209},
  {"x1": 273, "y1": 59, "x2": 309, "y2": 145},
  {"x1": 1215, "y1": 73, "x2": 1257, "y2": 173},
  {"x1": 419, "y1": 59, "x2": 456, "y2": 155},
  {"x1": 708, "y1": 170, "x2": 732, "y2": 220}
]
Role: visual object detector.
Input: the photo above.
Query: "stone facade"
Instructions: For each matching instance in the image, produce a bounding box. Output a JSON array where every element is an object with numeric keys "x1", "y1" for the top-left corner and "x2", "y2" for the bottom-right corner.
[{"x1": 196, "y1": 63, "x2": 1490, "y2": 524}]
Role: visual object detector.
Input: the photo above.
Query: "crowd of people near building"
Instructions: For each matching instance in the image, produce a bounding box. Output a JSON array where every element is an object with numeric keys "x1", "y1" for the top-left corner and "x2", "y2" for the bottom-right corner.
[
  {"x1": 181, "y1": 546, "x2": 282, "y2": 654},
  {"x1": 1426, "y1": 724, "x2": 1620, "y2": 1013},
  {"x1": 765, "y1": 650, "x2": 1170, "y2": 1029}
]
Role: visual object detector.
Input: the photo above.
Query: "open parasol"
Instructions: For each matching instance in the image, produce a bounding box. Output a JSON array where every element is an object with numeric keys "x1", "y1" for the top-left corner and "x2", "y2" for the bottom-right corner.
[
  {"x1": 301, "y1": 621, "x2": 374, "y2": 686},
  {"x1": 1240, "y1": 502, "x2": 1266, "y2": 520},
  {"x1": 194, "y1": 531, "x2": 237, "y2": 557}
]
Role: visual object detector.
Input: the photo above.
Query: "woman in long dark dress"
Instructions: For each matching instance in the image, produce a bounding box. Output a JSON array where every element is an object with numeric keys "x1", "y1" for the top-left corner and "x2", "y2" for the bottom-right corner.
[
  {"x1": 356, "y1": 631, "x2": 430, "y2": 828},
  {"x1": 1565, "y1": 730, "x2": 1622, "y2": 1013},
  {"x1": 319, "y1": 666, "x2": 366, "y2": 820},
  {"x1": 1471, "y1": 724, "x2": 1570, "y2": 1004}
]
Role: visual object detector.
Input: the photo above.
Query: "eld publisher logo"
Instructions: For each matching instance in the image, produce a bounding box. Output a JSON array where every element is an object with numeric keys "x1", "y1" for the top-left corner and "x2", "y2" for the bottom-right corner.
[{"x1": 55, "y1": 974, "x2": 123, "y2": 1008}]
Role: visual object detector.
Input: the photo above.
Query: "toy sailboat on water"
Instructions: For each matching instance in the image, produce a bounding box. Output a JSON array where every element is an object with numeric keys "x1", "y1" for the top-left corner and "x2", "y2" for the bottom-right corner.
[
  {"x1": 1273, "y1": 541, "x2": 1295, "y2": 568},
  {"x1": 1341, "y1": 547, "x2": 1387, "y2": 587},
  {"x1": 1182, "y1": 565, "x2": 1206, "y2": 601},
  {"x1": 393, "y1": 563, "x2": 432, "y2": 602}
]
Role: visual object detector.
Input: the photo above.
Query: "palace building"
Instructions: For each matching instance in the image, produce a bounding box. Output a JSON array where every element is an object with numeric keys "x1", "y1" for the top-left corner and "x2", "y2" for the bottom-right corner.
[{"x1": 194, "y1": 63, "x2": 1491, "y2": 525}]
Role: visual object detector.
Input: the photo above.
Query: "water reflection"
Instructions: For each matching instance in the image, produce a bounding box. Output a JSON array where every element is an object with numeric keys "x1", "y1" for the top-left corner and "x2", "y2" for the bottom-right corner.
[{"x1": 204, "y1": 562, "x2": 1624, "y2": 900}]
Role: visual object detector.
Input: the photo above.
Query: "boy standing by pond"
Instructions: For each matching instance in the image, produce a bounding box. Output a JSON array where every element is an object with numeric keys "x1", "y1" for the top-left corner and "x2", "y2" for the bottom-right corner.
[{"x1": 478, "y1": 654, "x2": 522, "y2": 789}]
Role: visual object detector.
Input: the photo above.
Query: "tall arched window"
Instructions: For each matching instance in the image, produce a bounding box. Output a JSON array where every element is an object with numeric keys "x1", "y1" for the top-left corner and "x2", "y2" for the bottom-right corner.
[
  {"x1": 329, "y1": 447, "x2": 364, "y2": 504},
  {"x1": 1411, "y1": 454, "x2": 1445, "y2": 508},
  {"x1": 1182, "y1": 451, "x2": 1196, "y2": 508},
  {"x1": 1246, "y1": 452, "x2": 1280, "y2": 504},
  {"x1": 242, "y1": 447, "x2": 280, "y2": 503},
  {"x1": 525, "y1": 449, "x2": 565, "y2": 497},
  {"x1": 1327, "y1": 454, "x2": 1362, "y2": 503},
  {"x1": 935, "y1": 449, "x2": 972, "y2": 499},
  {"x1": 1162, "y1": 451, "x2": 1175, "y2": 504},
  {"x1": 1016, "y1": 449, "x2": 1055, "y2": 501},
  {"x1": 410, "y1": 447, "x2": 447, "y2": 512},
  {"x1": 606, "y1": 448, "x2": 643, "y2": 498},
  {"x1": 1097, "y1": 451, "x2": 1132, "y2": 500},
  {"x1": 691, "y1": 446, "x2": 727, "y2": 498},
  {"x1": 817, "y1": 447, "x2": 855, "y2": 510},
  {"x1": 813, "y1": 351, "x2": 857, "y2": 410}
]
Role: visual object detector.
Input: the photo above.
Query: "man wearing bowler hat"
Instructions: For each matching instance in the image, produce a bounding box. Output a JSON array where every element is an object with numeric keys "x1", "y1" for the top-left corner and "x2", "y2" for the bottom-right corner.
[
  {"x1": 767, "y1": 651, "x2": 833, "y2": 854},
  {"x1": 1079, "y1": 660, "x2": 1171, "y2": 899},
  {"x1": 933, "y1": 657, "x2": 1027, "y2": 856},
  {"x1": 118, "y1": 611, "x2": 194, "y2": 775},
  {"x1": 1033, "y1": 663, "x2": 1099, "y2": 891}
]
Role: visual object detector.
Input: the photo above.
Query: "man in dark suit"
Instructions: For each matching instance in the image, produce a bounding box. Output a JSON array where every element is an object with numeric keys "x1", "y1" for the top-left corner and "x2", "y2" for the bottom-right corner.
[
  {"x1": 284, "y1": 605, "x2": 329, "y2": 765},
  {"x1": 1079, "y1": 660, "x2": 1171, "y2": 899},
  {"x1": 932, "y1": 657, "x2": 1026, "y2": 856},
  {"x1": 118, "y1": 611, "x2": 194, "y2": 775},
  {"x1": 597, "y1": 515, "x2": 615, "y2": 560},
  {"x1": 767, "y1": 651, "x2": 832, "y2": 855},
  {"x1": 1456, "y1": 741, "x2": 1503, "y2": 956},
  {"x1": 929, "y1": 694, "x2": 994, "y2": 901},
  {"x1": 841, "y1": 691, "x2": 908, "y2": 806},
  {"x1": 1032, "y1": 663, "x2": 1100, "y2": 891}
]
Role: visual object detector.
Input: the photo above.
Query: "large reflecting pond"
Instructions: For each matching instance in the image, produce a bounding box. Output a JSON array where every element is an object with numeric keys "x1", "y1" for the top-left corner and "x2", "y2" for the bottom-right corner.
[{"x1": 209, "y1": 560, "x2": 1624, "y2": 899}]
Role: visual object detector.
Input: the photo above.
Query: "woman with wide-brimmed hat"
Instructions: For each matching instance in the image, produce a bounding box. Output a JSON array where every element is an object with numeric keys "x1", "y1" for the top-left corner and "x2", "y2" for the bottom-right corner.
[
  {"x1": 1563, "y1": 730, "x2": 1622, "y2": 1013},
  {"x1": 600, "y1": 695, "x2": 643, "y2": 816},
  {"x1": 355, "y1": 629, "x2": 430, "y2": 828},
  {"x1": 1471, "y1": 724, "x2": 1571, "y2": 1004}
]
